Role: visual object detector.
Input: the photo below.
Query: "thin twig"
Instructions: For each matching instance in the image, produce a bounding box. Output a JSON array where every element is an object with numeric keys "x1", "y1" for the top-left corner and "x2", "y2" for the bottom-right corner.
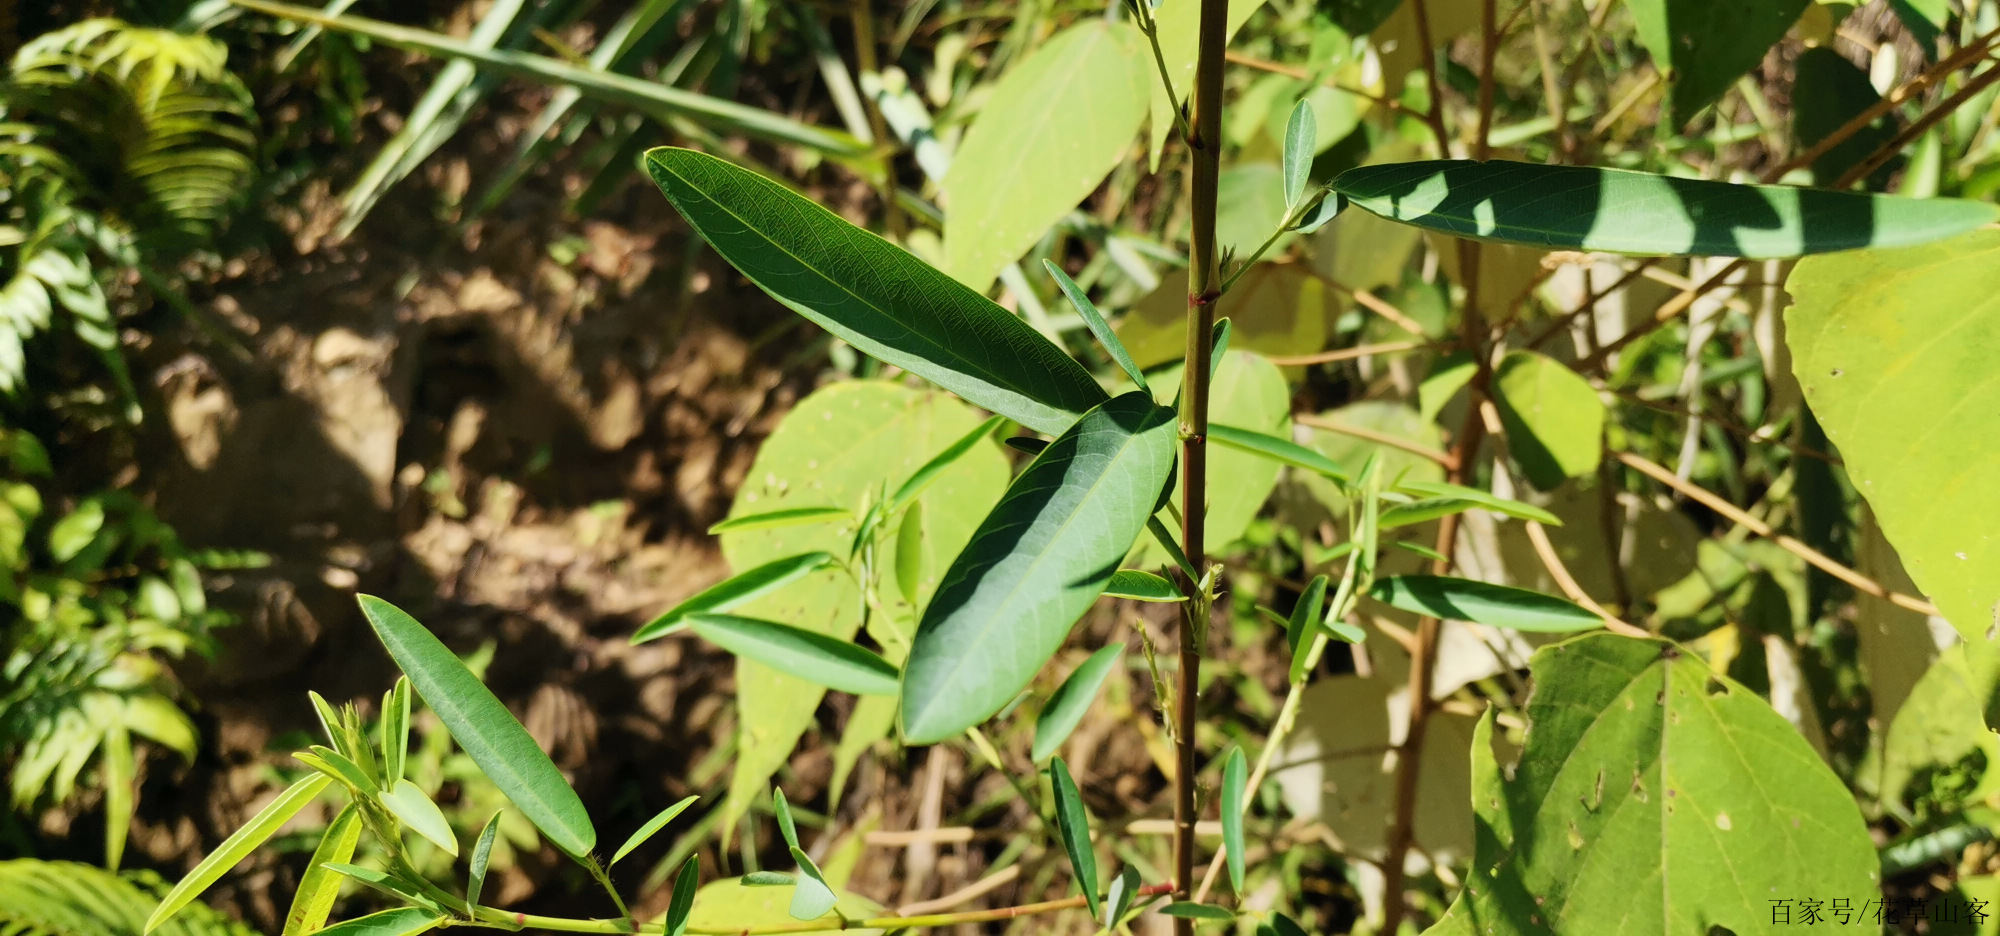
[
  {"x1": 1295, "y1": 413, "x2": 1455, "y2": 467},
  {"x1": 893, "y1": 865, "x2": 1020, "y2": 917},
  {"x1": 1224, "y1": 50, "x2": 1406, "y2": 110},
  {"x1": 1265, "y1": 340, "x2": 1426, "y2": 366}
]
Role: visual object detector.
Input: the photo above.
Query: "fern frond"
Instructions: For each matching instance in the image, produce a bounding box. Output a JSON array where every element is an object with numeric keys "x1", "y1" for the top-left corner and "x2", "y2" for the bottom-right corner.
[{"x1": 0, "y1": 860, "x2": 261, "y2": 936}]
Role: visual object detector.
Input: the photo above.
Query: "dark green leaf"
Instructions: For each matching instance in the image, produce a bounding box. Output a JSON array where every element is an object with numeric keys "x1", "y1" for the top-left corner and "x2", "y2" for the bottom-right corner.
[
  {"x1": 1393, "y1": 480, "x2": 1561, "y2": 525},
  {"x1": 1033, "y1": 646, "x2": 1125, "y2": 762},
  {"x1": 901, "y1": 392, "x2": 1178, "y2": 743},
  {"x1": 644, "y1": 148, "x2": 1107, "y2": 435},
  {"x1": 357, "y1": 595, "x2": 596, "y2": 857},
  {"x1": 1628, "y1": 0, "x2": 1810, "y2": 123},
  {"x1": 611, "y1": 795, "x2": 698, "y2": 866},
  {"x1": 1103, "y1": 570, "x2": 1185, "y2": 603},
  {"x1": 708, "y1": 507, "x2": 850, "y2": 534},
  {"x1": 1005, "y1": 437, "x2": 1050, "y2": 456},
  {"x1": 1287, "y1": 574, "x2": 1329, "y2": 683},
  {"x1": 1333, "y1": 159, "x2": 1999, "y2": 258},
  {"x1": 281, "y1": 802, "x2": 362, "y2": 936},
  {"x1": 1044, "y1": 259, "x2": 1148, "y2": 393},
  {"x1": 1890, "y1": 0, "x2": 1948, "y2": 50},
  {"x1": 1282, "y1": 101, "x2": 1314, "y2": 209},
  {"x1": 1147, "y1": 516, "x2": 1200, "y2": 581},
  {"x1": 1318, "y1": 0, "x2": 1402, "y2": 34},
  {"x1": 1160, "y1": 902, "x2": 1234, "y2": 920},
  {"x1": 1294, "y1": 190, "x2": 1346, "y2": 234},
  {"x1": 665, "y1": 856, "x2": 699, "y2": 936},
  {"x1": 1222, "y1": 747, "x2": 1248, "y2": 893},
  {"x1": 689, "y1": 614, "x2": 900, "y2": 696},
  {"x1": 1209, "y1": 423, "x2": 1351, "y2": 482},
  {"x1": 1793, "y1": 47, "x2": 1898, "y2": 186},
  {"x1": 634, "y1": 552, "x2": 836, "y2": 643},
  {"x1": 305, "y1": 908, "x2": 443, "y2": 936},
  {"x1": 891, "y1": 416, "x2": 1006, "y2": 512},
  {"x1": 1049, "y1": 757, "x2": 1099, "y2": 919},
  {"x1": 466, "y1": 811, "x2": 501, "y2": 909},
  {"x1": 1368, "y1": 576, "x2": 1599, "y2": 632}
]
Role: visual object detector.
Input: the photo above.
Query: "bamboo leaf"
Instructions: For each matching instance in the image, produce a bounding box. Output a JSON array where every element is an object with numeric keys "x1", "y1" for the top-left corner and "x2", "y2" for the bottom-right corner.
[
  {"x1": 145, "y1": 774, "x2": 332, "y2": 934},
  {"x1": 282, "y1": 802, "x2": 362, "y2": 936},
  {"x1": 465, "y1": 811, "x2": 501, "y2": 909},
  {"x1": 1334, "y1": 160, "x2": 2000, "y2": 258},
  {"x1": 633, "y1": 552, "x2": 835, "y2": 643},
  {"x1": 644, "y1": 147, "x2": 1107, "y2": 435},
  {"x1": 357, "y1": 595, "x2": 596, "y2": 857},
  {"x1": 1049, "y1": 757, "x2": 1099, "y2": 919},
  {"x1": 1032, "y1": 646, "x2": 1125, "y2": 762},
  {"x1": 1368, "y1": 576, "x2": 1600, "y2": 632},
  {"x1": 1043, "y1": 259, "x2": 1148, "y2": 393},
  {"x1": 1222, "y1": 747, "x2": 1248, "y2": 893},
  {"x1": 688, "y1": 614, "x2": 900, "y2": 696},
  {"x1": 890, "y1": 415, "x2": 1007, "y2": 512},
  {"x1": 381, "y1": 779, "x2": 459, "y2": 857},
  {"x1": 900, "y1": 392, "x2": 1178, "y2": 743},
  {"x1": 707, "y1": 508, "x2": 850, "y2": 535}
]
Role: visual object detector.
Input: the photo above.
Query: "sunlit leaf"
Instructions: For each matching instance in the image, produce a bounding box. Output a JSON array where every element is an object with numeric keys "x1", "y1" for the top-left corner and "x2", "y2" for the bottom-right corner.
[
  {"x1": 890, "y1": 415, "x2": 1007, "y2": 512},
  {"x1": 305, "y1": 908, "x2": 443, "y2": 936},
  {"x1": 465, "y1": 811, "x2": 501, "y2": 909},
  {"x1": 381, "y1": 677, "x2": 410, "y2": 786},
  {"x1": 1394, "y1": 480, "x2": 1561, "y2": 526},
  {"x1": 787, "y1": 847, "x2": 838, "y2": 921},
  {"x1": 633, "y1": 552, "x2": 836, "y2": 643},
  {"x1": 1628, "y1": 0, "x2": 1809, "y2": 123},
  {"x1": 1106, "y1": 865, "x2": 1141, "y2": 929},
  {"x1": 707, "y1": 508, "x2": 850, "y2": 535},
  {"x1": 1209, "y1": 424, "x2": 1350, "y2": 482},
  {"x1": 1491, "y1": 351, "x2": 1604, "y2": 490},
  {"x1": 1033, "y1": 646, "x2": 1125, "y2": 762},
  {"x1": 1044, "y1": 259, "x2": 1148, "y2": 393},
  {"x1": 1103, "y1": 570, "x2": 1184, "y2": 603},
  {"x1": 1287, "y1": 574, "x2": 1329, "y2": 683},
  {"x1": 1222, "y1": 747, "x2": 1248, "y2": 893},
  {"x1": 144, "y1": 774, "x2": 332, "y2": 934},
  {"x1": 282, "y1": 802, "x2": 362, "y2": 936},
  {"x1": 1161, "y1": 902, "x2": 1234, "y2": 920},
  {"x1": 665, "y1": 856, "x2": 699, "y2": 936},
  {"x1": 689, "y1": 614, "x2": 900, "y2": 696},
  {"x1": 1368, "y1": 576, "x2": 1599, "y2": 632},
  {"x1": 381, "y1": 779, "x2": 459, "y2": 857},
  {"x1": 1282, "y1": 101, "x2": 1315, "y2": 209}
]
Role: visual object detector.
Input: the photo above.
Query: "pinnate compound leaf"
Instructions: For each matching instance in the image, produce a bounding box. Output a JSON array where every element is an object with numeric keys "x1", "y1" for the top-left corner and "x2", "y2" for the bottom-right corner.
[
  {"x1": 941, "y1": 21, "x2": 1149, "y2": 289},
  {"x1": 1423, "y1": 634, "x2": 1878, "y2": 936},
  {"x1": 1222, "y1": 747, "x2": 1248, "y2": 893},
  {"x1": 1033, "y1": 645, "x2": 1125, "y2": 762},
  {"x1": 307, "y1": 908, "x2": 443, "y2": 936},
  {"x1": 466, "y1": 811, "x2": 501, "y2": 909},
  {"x1": 357, "y1": 595, "x2": 595, "y2": 857},
  {"x1": 1333, "y1": 160, "x2": 2000, "y2": 258},
  {"x1": 1369, "y1": 576, "x2": 1599, "y2": 632},
  {"x1": 381, "y1": 778, "x2": 459, "y2": 857},
  {"x1": 1103, "y1": 570, "x2": 1184, "y2": 603},
  {"x1": 611, "y1": 796, "x2": 699, "y2": 867},
  {"x1": 707, "y1": 507, "x2": 850, "y2": 535},
  {"x1": 1785, "y1": 231, "x2": 2000, "y2": 644},
  {"x1": 281, "y1": 802, "x2": 363, "y2": 936},
  {"x1": 634, "y1": 552, "x2": 835, "y2": 643},
  {"x1": 1490, "y1": 351, "x2": 1604, "y2": 491},
  {"x1": 145, "y1": 774, "x2": 333, "y2": 934},
  {"x1": 644, "y1": 148, "x2": 1105, "y2": 436},
  {"x1": 1049, "y1": 757, "x2": 1099, "y2": 919},
  {"x1": 901, "y1": 392, "x2": 1178, "y2": 743},
  {"x1": 690, "y1": 614, "x2": 899, "y2": 696},
  {"x1": 1627, "y1": 0, "x2": 1808, "y2": 123}
]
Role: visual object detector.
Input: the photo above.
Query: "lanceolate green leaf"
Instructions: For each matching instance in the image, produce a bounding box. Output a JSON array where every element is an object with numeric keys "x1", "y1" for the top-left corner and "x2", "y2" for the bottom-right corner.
[
  {"x1": 1369, "y1": 576, "x2": 1600, "y2": 632},
  {"x1": 1049, "y1": 757, "x2": 1100, "y2": 919},
  {"x1": 1287, "y1": 574, "x2": 1328, "y2": 684},
  {"x1": 890, "y1": 415, "x2": 1007, "y2": 511},
  {"x1": 306, "y1": 908, "x2": 444, "y2": 936},
  {"x1": 381, "y1": 677, "x2": 411, "y2": 786},
  {"x1": 612, "y1": 795, "x2": 699, "y2": 866},
  {"x1": 281, "y1": 802, "x2": 362, "y2": 936},
  {"x1": 1491, "y1": 351, "x2": 1604, "y2": 490},
  {"x1": 321, "y1": 864, "x2": 440, "y2": 909},
  {"x1": 1333, "y1": 160, "x2": 2000, "y2": 258},
  {"x1": 1033, "y1": 645, "x2": 1125, "y2": 762},
  {"x1": 633, "y1": 552, "x2": 836, "y2": 643},
  {"x1": 665, "y1": 856, "x2": 700, "y2": 936},
  {"x1": 1222, "y1": 747, "x2": 1248, "y2": 893},
  {"x1": 941, "y1": 21, "x2": 1149, "y2": 289},
  {"x1": 1394, "y1": 480, "x2": 1561, "y2": 526},
  {"x1": 1103, "y1": 570, "x2": 1184, "y2": 602},
  {"x1": 144, "y1": 774, "x2": 332, "y2": 934},
  {"x1": 357, "y1": 595, "x2": 595, "y2": 858},
  {"x1": 643, "y1": 148, "x2": 1107, "y2": 436},
  {"x1": 688, "y1": 614, "x2": 900, "y2": 696},
  {"x1": 1628, "y1": 0, "x2": 1808, "y2": 124},
  {"x1": 1282, "y1": 101, "x2": 1315, "y2": 209},
  {"x1": 1161, "y1": 903, "x2": 1234, "y2": 920},
  {"x1": 1044, "y1": 259, "x2": 1148, "y2": 393},
  {"x1": 1786, "y1": 231, "x2": 2000, "y2": 643},
  {"x1": 466, "y1": 811, "x2": 501, "y2": 909},
  {"x1": 381, "y1": 779, "x2": 458, "y2": 857},
  {"x1": 708, "y1": 508, "x2": 849, "y2": 534},
  {"x1": 1209, "y1": 424, "x2": 1350, "y2": 483},
  {"x1": 901, "y1": 392, "x2": 1178, "y2": 743}
]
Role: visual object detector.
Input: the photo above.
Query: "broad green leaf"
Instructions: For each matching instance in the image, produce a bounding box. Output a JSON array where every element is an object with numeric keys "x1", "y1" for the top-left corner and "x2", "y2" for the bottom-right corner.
[
  {"x1": 1287, "y1": 574, "x2": 1329, "y2": 683},
  {"x1": 1115, "y1": 266, "x2": 1332, "y2": 370},
  {"x1": 466, "y1": 811, "x2": 501, "y2": 909},
  {"x1": 633, "y1": 552, "x2": 835, "y2": 643},
  {"x1": 1044, "y1": 259, "x2": 1148, "y2": 393},
  {"x1": 1627, "y1": 0, "x2": 1810, "y2": 123},
  {"x1": 707, "y1": 508, "x2": 850, "y2": 535},
  {"x1": 1033, "y1": 646, "x2": 1125, "y2": 762},
  {"x1": 901, "y1": 392, "x2": 1178, "y2": 743},
  {"x1": 685, "y1": 878, "x2": 887, "y2": 935},
  {"x1": 830, "y1": 692, "x2": 898, "y2": 810},
  {"x1": 1103, "y1": 570, "x2": 1184, "y2": 603},
  {"x1": 381, "y1": 678, "x2": 410, "y2": 786},
  {"x1": 1106, "y1": 865, "x2": 1141, "y2": 928},
  {"x1": 1369, "y1": 576, "x2": 1599, "y2": 632},
  {"x1": 1318, "y1": 0, "x2": 1401, "y2": 34},
  {"x1": 1418, "y1": 352, "x2": 1477, "y2": 425},
  {"x1": 787, "y1": 847, "x2": 838, "y2": 921},
  {"x1": 1284, "y1": 104, "x2": 1314, "y2": 209},
  {"x1": 1786, "y1": 231, "x2": 2000, "y2": 644},
  {"x1": 1222, "y1": 747, "x2": 1248, "y2": 893},
  {"x1": 890, "y1": 415, "x2": 1007, "y2": 512},
  {"x1": 942, "y1": 22, "x2": 1149, "y2": 289},
  {"x1": 1395, "y1": 480, "x2": 1562, "y2": 526},
  {"x1": 1218, "y1": 164, "x2": 1293, "y2": 260},
  {"x1": 1295, "y1": 190, "x2": 1346, "y2": 235},
  {"x1": 1423, "y1": 634, "x2": 1878, "y2": 936},
  {"x1": 665, "y1": 856, "x2": 699, "y2": 936},
  {"x1": 1793, "y1": 47, "x2": 1898, "y2": 187},
  {"x1": 306, "y1": 908, "x2": 443, "y2": 936},
  {"x1": 357, "y1": 595, "x2": 595, "y2": 857},
  {"x1": 381, "y1": 779, "x2": 459, "y2": 857},
  {"x1": 715, "y1": 382, "x2": 1006, "y2": 845},
  {"x1": 145, "y1": 774, "x2": 332, "y2": 934},
  {"x1": 689, "y1": 614, "x2": 900, "y2": 696},
  {"x1": 1147, "y1": 0, "x2": 1270, "y2": 165},
  {"x1": 1050, "y1": 757, "x2": 1100, "y2": 919},
  {"x1": 644, "y1": 148, "x2": 1106, "y2": 435},
  {"x1": 1333, "y1": 160, "x2": 2000, "y2": 258},
  {"x1": 1210, "y1": 424, "x2": 1351, "y2": 483},
  {"x1": 1302, "y1": 401, "x2": 1444, "y2": 516},
  {"x1": 48, "y1": 500, "x2": 102, "y2": 562},
  {"x1": 1874, "y1": 641, "x2": 2000, "y2": 814},
  {"x1": 1161, "y1": 902, "x2": 1234, "y2": 920},
  {"x1": 1491, "y1": 351, "x2": 1604, "y2": 491},
  {"x1": 282, "y1": 803, "x2": 362, "y2": 936}
]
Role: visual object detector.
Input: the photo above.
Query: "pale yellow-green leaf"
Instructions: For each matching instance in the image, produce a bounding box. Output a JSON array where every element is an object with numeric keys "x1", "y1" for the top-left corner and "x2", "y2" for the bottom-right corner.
[
  {"x1": 682, "y1": 877, "x2": 887, "y2": 934},
  {"x1": 1147, "y1": 0, "x2": 1271, "y2": 166},
  {"x1": 1114, "y1": 265, "x2": 1331, "y2": 369}
]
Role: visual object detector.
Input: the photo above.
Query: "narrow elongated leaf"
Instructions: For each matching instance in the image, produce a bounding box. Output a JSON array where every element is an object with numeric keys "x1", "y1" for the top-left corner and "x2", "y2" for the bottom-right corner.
[
  {"x1": 1282, "y1": 102, "x2": 1315, "y2": 209},
  {"x1": 1106, "y1": 865, "x2": 1141, "y2": 929},
  {"x1": 1161, "y1": 902, "x2": 1235, "y2": 920},
  {"x1": 145, "y1": 774, "x2": 332, "y2": 934},
  {"x1": 465, "y1": 811, "x2": 501, "y2": 909},
  {"x1": 635, "y1": 552, "x2": 836, "y2": 643},
  {"x1": 890, "y1": 415, "x2": 1006, "y2": 511},
  {"x1": 357, "y1": 595, "x2": 595, "y2": 857},
  {"x1": 1209, "y1": 424, "x2": 1351, "y2": 483},
  {"x1": 1044, "y1": 259, "x2": 1148, "y2": 393},
  {"x1": 1222, "y1": 747, "x2": 1248, "y2": 893},
  {"x1": 644, "y1": 148, "x2": 1107, "y2": 435},
  {"x1": 1368, "y1": 576, "x2": 1599, "y2": 632},
  {"x1": 381, "y1": 677, "x2": 411, "y2": 786},
  {"x1": 773, "y1": 788, "x2": 800, "y2": 850},
  {"x1": 742, "y1": 871, "x2": 796, "y2": 886},
  {"x1": 1103, "y1": 570, "x2": 1184, "y2": 603},
  {"x1": 901, "y1": 392, "x2": 1178, "y2": 743},
  {"x1": 665, "y1": 856, "x2": 699, "y2": 936},
  {"x1": 688, "y1": 614, "x2": 900, "y2": 696},
  {"x1": 306, "y1": 746, "x2": 374, "y2": 793},
  {"x1": 896, "y1": 503, "x2": 924, "y2": 608},
  {"x1": 282, "y1": 802, "x2": 362, "y2": 936},
  {"x1": 1491, "y1": 351, "x2": 1604, "y2": 490},
  {"x1": 1050, "y1": 757, "x2": 1100, "y2": 919},
  {"x1": 1033, "y1": 646, "x2": 1125, "y2": 762},
  {"x1": 1333, "y1": 160, "x2": 2000, "y2": 258},
  {"x1": 1287, "y1": 574, "x2": 1329, "y2": 684},
  {"x1": 293, "y1": 751, "x2": 365, "y2": 793},
  {"x1": 1628, "y1": 0, "x2": 1808, "y2": 123},
  {"x1": 788, "y1": 847, "x2": 838, "y2": 921},
  {"x1": 1147, "y1": 0, "x2": 1268, "y2": 164},
  {"x1": 382, "y1": 779, "x2": 459, "y2": 857},
  {"x1": 322, "y1": 864, "x2": 440, "y2": 908},
  {"x1": 708, "y1": 508, "x2": 849, "y2": 534},
  {"x1": 307, "y1": 908, "x2": 443, "y2": 936},
  {"x1": 1393, "y1": 480, "x2": 1561, "y2": 525},
  {"x1": 308, "y1": 692, "x2": 345, "y2": 753},
  {"x1": 1380, "y1": 497, "x2": 1483, "y2": 530}
]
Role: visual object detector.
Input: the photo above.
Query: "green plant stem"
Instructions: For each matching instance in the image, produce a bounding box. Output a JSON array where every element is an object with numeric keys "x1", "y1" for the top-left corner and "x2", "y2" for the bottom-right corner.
[
  {"x1": 1134, "y1": 12, "x2": 1195, "y2": 143},
  {"x1": 460, "y1": 883, "x2": 1176, "y2": 933},
  {"x1": 583, "y1": 854, "x2": 635, "y2": 927}
]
